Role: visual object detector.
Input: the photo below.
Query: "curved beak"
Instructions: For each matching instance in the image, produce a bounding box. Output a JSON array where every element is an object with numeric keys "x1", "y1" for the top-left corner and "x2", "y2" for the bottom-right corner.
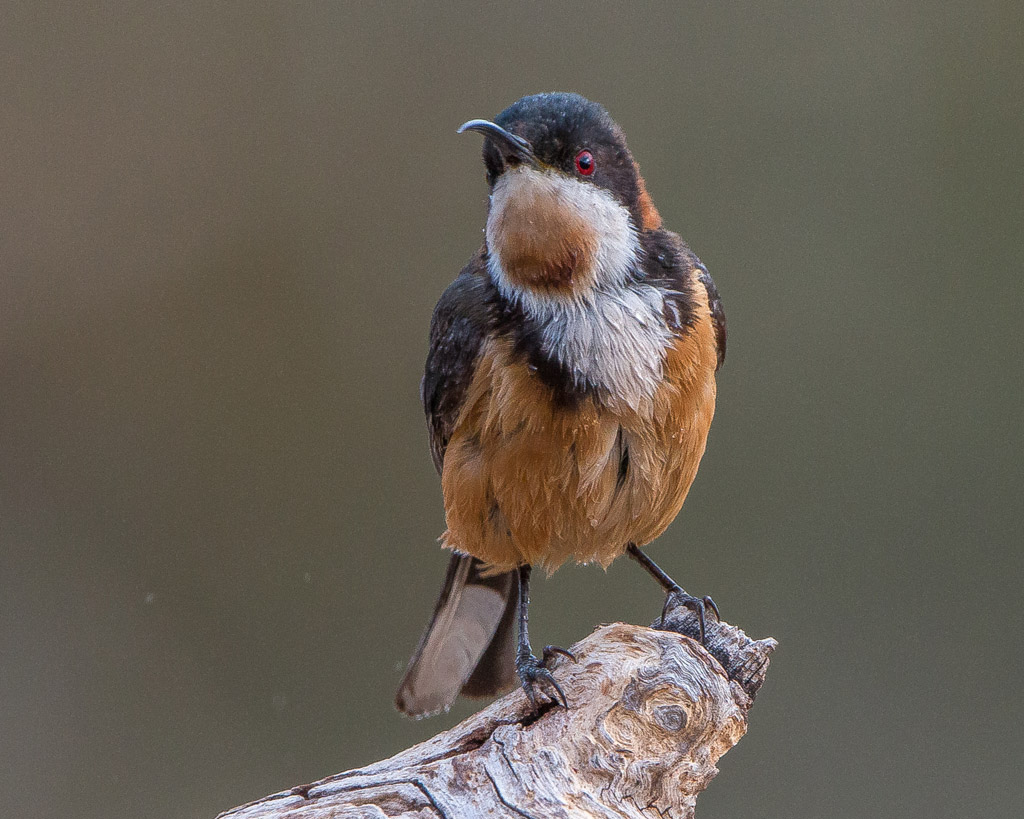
[{"x1": 457, "y1": 119, "x2": 538, "y2": 167}]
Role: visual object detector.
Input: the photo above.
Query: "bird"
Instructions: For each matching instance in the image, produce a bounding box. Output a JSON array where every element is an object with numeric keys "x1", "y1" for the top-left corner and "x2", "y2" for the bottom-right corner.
[{"x1": 395, "y1": 92, "x2": 726, "y2": 718}]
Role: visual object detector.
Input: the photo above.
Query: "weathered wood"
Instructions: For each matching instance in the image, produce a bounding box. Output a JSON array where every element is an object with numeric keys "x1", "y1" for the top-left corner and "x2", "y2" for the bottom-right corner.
[{"x1": 219, "y1": 603, "x2": 776, "y2": 819}]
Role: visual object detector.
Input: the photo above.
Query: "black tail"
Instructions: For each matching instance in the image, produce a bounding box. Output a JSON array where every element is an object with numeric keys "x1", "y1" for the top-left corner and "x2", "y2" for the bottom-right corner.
[{"x1": 395, "y1": 554, "x2": 518, "y2": 718}]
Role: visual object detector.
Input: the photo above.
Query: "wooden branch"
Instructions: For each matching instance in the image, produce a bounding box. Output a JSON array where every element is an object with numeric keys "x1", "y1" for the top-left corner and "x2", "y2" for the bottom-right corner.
[{"x1": 218, "y1": 603, "x2": 777, "y2": 819}]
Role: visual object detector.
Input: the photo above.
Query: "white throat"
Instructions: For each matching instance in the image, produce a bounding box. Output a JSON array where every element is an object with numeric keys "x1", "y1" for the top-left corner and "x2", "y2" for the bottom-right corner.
[
  {"x1": 485, "y1": 167, "x2": 640, "y2": 309},
  {"x1": 485, "y1": 168, "x2": 672, "y2": 409}
]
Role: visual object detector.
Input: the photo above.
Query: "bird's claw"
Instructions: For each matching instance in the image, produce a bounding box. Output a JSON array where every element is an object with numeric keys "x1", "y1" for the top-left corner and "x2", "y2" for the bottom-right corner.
[
  {"x1": 517, "y1": 649, "x2": 570, "y2": 710},
  {"x1": 543, "y1": 644, "x2": 577, "y2": 664},
  {"x1": 659, "y1": 587, "x2": 720, "y2": 644}
]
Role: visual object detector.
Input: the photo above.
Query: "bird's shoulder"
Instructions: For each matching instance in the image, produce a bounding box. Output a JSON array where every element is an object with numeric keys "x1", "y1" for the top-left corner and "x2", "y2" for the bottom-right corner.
[{"x1": 641, "y1": 228, "x2": 726, "y2": 371}]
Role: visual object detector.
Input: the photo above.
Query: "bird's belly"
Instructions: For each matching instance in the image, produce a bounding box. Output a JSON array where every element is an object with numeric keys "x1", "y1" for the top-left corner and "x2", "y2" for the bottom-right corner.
[{"x1": 440, "y1": 336, "x2": 716, "y2": 573}]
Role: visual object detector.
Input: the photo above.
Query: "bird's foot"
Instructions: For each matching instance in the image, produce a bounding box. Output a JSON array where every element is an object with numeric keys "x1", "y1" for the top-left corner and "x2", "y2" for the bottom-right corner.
[
  {"x1": 659, "y1": 587, "x2": 720, "y2": 643},
  {"x1": 516, "y1": 645, "x2": 576, "y2": 710}
]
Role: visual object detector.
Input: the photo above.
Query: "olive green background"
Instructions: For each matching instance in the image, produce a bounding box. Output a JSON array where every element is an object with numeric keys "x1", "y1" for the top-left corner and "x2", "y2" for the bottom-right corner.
[{"x1": 2, "y1": 3, "x2": 1022, "y2": 818}]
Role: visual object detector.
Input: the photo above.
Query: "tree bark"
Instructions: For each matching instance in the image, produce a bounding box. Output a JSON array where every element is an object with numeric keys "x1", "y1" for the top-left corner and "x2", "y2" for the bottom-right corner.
[{"x1": 218, "y1": 602, "x2": 776, "y2": 819}]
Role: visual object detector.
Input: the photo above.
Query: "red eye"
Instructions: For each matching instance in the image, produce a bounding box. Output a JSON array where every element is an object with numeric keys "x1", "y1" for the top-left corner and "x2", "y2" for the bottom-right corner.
[{"x1": 575, "y1": 150, "x2": 595, "y2": 176}]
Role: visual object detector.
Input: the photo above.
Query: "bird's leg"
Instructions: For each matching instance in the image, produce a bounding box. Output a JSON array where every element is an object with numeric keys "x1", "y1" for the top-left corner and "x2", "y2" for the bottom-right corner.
[
  {"x1": 515, "y1": 564, "x2": 575, "y2": 710},
  {"x1": 626, "y1": 542, "x2": 719, "y2": 643}
]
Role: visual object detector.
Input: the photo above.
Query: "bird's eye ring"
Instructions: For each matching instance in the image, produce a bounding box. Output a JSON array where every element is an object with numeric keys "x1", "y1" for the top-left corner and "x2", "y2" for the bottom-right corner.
[{"x1": 575, "y1": 150, "x2": 595, "y2": 176}]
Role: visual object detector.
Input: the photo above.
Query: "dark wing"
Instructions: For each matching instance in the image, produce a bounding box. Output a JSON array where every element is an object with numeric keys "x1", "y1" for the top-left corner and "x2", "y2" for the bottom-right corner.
[
  {"x1": 397, "y1": 256, "x2": 518, "y2": 718},
  {"x1": 422, "y1": 254, "x2": 494, "y2": 472},
  {"x1": 641, "y1": 229, "x2": 726, "y2": 372},
  {"x1": 694, "y1": 262, "x2": 726, "y2": 371}
]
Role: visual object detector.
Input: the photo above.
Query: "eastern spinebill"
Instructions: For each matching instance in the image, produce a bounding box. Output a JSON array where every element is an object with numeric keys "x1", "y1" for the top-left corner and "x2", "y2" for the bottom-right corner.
[{"x1": 396, "y1": 93, "x2": 726, "y2": 718}]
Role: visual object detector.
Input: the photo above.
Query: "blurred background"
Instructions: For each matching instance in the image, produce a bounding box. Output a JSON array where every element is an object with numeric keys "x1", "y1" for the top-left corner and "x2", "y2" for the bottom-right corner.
[{"x1": 2, "y1": 3, "x2": 1022, "y2": 818}]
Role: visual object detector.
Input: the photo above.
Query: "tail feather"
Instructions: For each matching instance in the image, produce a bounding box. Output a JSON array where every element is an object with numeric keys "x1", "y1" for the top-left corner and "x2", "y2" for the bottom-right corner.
[
  {"x1": 461, "y1": 569, "x2": 518, "y2": 699},
  {"x1": 395, "y1": 554, "x2": 518, "y2": 717}
]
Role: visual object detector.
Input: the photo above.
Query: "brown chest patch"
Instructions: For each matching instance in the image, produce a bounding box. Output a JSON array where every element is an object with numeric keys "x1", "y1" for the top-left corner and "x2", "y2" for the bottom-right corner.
[{"x1": 439, "y1": 280, "x2": 719, "y2": 573}]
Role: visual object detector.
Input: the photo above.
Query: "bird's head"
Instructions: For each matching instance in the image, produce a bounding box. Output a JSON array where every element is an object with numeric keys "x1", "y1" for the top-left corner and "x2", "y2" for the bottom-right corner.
[{"x1": 459, "y1": 93, "x2": 661, "y2": 304}]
